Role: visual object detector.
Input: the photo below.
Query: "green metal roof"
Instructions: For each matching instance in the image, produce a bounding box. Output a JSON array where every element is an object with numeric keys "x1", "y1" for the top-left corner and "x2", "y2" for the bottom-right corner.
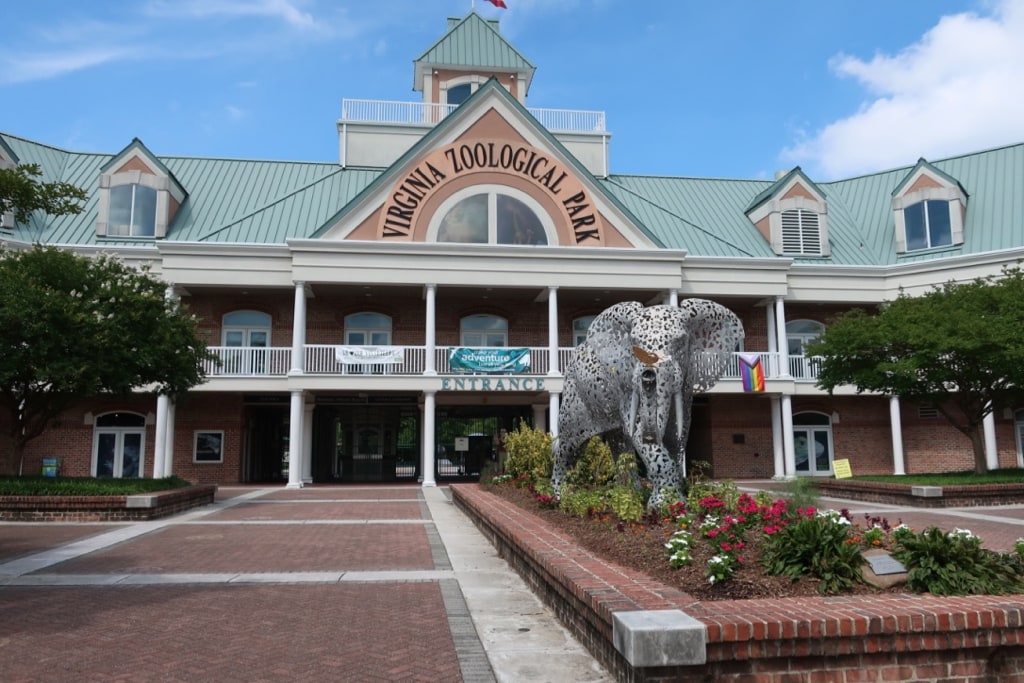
[
  {"x1": 0, "y1": 133, "x2": 382, "y2": 246},
  {"x1": 2, "y1": 130, "x2": 1022, "y2": 268},
  {"x1": 414, "y1": 12, "x2": 535, "y2": 91}
]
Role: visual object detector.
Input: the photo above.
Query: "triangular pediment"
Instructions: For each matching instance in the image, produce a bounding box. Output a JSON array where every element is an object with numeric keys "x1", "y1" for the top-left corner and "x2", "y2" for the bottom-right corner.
[
  {"x1": 101, "y1": 138, "x2": 187, "y2": 203},
  {"x1": 316, "y1": 80, "x2": 661, "y2": 249},
  {"x1": 414, "y1": 12, "x2": 535, "y2": 94}
]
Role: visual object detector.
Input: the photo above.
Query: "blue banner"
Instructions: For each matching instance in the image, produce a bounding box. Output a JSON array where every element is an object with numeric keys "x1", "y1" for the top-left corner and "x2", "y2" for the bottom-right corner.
[{"x1": 449, "y1": 347, "x2": 531, "y2": 374}]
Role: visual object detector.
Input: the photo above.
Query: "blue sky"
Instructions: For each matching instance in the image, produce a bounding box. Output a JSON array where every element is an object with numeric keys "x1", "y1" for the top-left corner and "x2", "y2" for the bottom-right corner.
[{"x1": 2, "y1": 0, "x2": 1023, "y2": 181}]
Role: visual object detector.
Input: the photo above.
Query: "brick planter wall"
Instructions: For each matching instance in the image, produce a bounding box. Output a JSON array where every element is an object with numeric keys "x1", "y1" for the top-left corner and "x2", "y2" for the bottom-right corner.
[
  {"x1": 451, "y1": 484, "x2": 1024, "y2": 683},
  {"x1": 815, "y1": 479, "x2": 1024, "y2": 507},
  {"x1": 0, "y1": 485, "x2": 217, "y2": 521}
]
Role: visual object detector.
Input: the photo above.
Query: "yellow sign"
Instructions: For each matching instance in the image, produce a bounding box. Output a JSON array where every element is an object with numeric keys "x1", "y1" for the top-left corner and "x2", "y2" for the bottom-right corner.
[{"x1": 833, "y1": 459, "x2": 853, "y2": 479}]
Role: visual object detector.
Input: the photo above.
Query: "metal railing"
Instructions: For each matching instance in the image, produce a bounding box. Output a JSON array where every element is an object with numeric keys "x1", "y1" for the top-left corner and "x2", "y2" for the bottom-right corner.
[
  {"x1": 203, "y1": 345, "x2": 824, "y2": 382},
  {"x1": 341, "y1": 98, "x2": 606, "y2": 133}
]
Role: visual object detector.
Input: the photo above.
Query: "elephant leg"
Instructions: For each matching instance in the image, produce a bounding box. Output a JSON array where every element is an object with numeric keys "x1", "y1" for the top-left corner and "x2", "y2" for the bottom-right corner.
[
  {"x1": 638, "y1": 443, "x2": 681, "y2": 509},
  {"x1": 551, "y1": 440, "x2": 573, "y2": 497}
]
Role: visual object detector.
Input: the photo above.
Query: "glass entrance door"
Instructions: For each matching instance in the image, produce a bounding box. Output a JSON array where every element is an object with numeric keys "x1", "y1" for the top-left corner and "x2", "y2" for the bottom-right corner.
[
  {"x1": 94, "y1": 430, "x2": 144, "y2": 478},
  {"x1": 793, "y1": 412, "x2": 833, "y2": 476}
]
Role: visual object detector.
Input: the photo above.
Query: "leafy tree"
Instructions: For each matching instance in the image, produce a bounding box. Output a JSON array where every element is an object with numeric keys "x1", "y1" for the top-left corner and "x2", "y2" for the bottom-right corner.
[
  {"x1": 0, "y1": 246, "x2": 214, "y2": 475},
  {"x1": 0, "y1": 163, "x2": 88, "y2": 225},
  {"x1": 807, "y1": 268, "x2": 1024, "y2": 474}
]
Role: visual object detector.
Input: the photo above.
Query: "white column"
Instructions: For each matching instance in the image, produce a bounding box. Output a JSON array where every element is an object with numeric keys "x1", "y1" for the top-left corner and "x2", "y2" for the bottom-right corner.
[
  {"x1": 287, "y1": 390, "x2": 304, "y2": 489},
  {"x1": 770, "y1": 396, "x2": 785, "y2": 479},
  {"x1": 153, "y1": 395, "x2": 169, "y2": 478},
  {"x1": 889, "y1": 396, "x2": 906, "y2": 475},
  {"x1": 163, "y1": 401, "x2": 175, "y2": 478},
  {"x1": 422, "y1": 391, "x2": 437, "y2": 487},
  {"x1": 549, "y1": 392, "x2": 560, "y2": 438},
  {"x1": 290, "y1": 281, "x2": 307, "y2": 374},
  {"x1": 547, "y1": 286, "x2": 560, "y2": 376},
  {"x1": 765, "y1": 303, "x2": 778, "y2": 377},
  {"x1": 302, "y1": 403, "x2": 315, "y2": 484},
  {"x1": 668, "y1": 288, "x2": 679, "y2": 307},
  {"x1": 774, "y1": 296, "x2": 790, "y2": 378},
  {"x1": 532, "y1": 404, "x2": 547, "y2": 432},
  {"x1": 781, "y1": 394, "x2": 796, "y2": 478},
  {"x1": 424, "y1": 284, "x2": 437, "y2": 375},
  {"x1": 983, "y1": 407, "x2": 999, "y2": 470}
]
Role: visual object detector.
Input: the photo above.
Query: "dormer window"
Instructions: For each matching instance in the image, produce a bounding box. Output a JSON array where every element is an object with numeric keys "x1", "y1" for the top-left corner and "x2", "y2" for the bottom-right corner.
[
  {"x1": 904, "y1": 199, "x2": 952, "y2": 251},
  {"x1": 108, "y1": 183, "x2": 157, "y2": 237},
  {"x1": 447, "y1": 83, "x2": 473, "y2": 106},
  {"x1": 745, "y1": 168, "x2": 830, "y2": 258},
  {"x1": 892, "y1": 159, "x2": 966, "y2": 254},
  {"x1": 781, "y1": 209, "x2": 822, "y2": 255},
  {"x1": 96, "y1": 139, "x2": 187, "y2": 240},
  {"x1": 428, "y1": 185, "x2": 554, "y2": 245}
]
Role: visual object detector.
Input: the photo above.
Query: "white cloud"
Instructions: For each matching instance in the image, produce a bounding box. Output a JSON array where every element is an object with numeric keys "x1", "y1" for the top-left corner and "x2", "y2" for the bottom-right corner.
[
  {"x1": 145, "y1": 0, "x2": 320, "y2": 30},
  {"x1": 0, "y1": 46, "x2": 133, "y2": 84},
  {"x1": 783, "y1": 0, "x2": 1024, "y2": 179}
]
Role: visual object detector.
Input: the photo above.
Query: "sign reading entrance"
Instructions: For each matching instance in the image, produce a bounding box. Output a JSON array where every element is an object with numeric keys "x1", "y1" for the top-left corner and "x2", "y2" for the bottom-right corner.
[
  {"x1": 833, "y1": 458, "x2": 853, "y2": 479},
  {"x1": 379, "y1": 140, "x2": 601, "y2": 244}
]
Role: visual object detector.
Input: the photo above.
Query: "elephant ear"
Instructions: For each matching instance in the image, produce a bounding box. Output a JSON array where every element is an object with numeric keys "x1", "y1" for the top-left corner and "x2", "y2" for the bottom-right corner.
[
  {"x1": 678, "y1": 298, "x2": 744, "y2": 391},
  {"x1": 583, "y1": 301, "x2": 644, "y2": 368}
]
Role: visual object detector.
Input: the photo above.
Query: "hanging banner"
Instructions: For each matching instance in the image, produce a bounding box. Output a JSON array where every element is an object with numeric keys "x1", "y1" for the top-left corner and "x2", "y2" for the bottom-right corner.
[
  {"x1": 449, "y1": 347, "x2": 531, "y2": 374},
  {"x1": 335, "y1": 346, "x2": 404, "y2": 365},
  {"x1": 739, "y1": 353, "x2": 766, "y2": 392}
]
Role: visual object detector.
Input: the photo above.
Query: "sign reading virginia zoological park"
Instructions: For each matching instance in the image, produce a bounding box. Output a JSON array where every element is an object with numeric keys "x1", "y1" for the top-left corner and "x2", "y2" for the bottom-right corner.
[{"x1": 379, "y1": 140, "x2": 601, "y2": 244}]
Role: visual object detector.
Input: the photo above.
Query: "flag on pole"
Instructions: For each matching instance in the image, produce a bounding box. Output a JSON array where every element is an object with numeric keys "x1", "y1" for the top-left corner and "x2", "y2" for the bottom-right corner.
[
  {"x1": 739, "y1": 353, "x2": 766, "y2": 393},
  {"x1": 485, "y1": 0, "x2": 508, "y2": 8}
]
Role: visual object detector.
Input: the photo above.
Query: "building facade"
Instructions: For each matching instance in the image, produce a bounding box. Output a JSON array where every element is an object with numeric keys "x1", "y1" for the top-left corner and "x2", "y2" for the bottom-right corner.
[{"x1": 3, "y1": 12, "x2": 1024, "y2": 485}]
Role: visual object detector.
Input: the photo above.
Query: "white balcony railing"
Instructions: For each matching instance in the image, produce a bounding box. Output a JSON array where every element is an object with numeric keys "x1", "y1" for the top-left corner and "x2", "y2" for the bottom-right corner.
[
  {"x1": 203, "y1": 346, "x2": 824, "y2": 383},
  {"x1": 341, "y1": 99, "x2": 607, "y2": 134}
]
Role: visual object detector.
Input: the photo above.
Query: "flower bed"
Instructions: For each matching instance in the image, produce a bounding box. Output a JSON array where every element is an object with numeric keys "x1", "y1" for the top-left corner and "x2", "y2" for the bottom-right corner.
[
  {"x1": 453, "y1": 483, "x2": 1024, "y2": 682},
  {"x1": 0, "y1": 484, "x2": 217, "y2": 521}
]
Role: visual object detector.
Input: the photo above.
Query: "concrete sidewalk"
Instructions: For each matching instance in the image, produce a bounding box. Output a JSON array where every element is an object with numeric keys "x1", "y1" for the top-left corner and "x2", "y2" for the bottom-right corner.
[{"x1": 0, "y1": 485, "x2": 612, "y2": 683}]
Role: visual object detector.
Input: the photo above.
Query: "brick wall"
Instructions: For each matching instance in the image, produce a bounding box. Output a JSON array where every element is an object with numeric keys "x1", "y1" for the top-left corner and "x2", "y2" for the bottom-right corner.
[{"x1": 452, "y1": 484, "x2": 1024, "y2": 683}]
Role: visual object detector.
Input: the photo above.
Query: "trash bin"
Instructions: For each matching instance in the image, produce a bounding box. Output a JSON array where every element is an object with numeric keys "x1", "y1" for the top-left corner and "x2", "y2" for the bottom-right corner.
[{"x1": 41, "y1": 457, "x2": 59, "y2": 477}]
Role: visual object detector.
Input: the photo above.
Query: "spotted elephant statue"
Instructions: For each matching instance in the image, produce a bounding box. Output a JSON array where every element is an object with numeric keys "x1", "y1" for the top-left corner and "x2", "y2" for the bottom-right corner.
[{"x1": 553, "y1": 300, "x2": 744, "y2": 507}]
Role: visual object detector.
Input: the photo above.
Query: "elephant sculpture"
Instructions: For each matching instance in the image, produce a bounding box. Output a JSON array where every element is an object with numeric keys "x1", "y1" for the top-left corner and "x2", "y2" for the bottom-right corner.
[{"x1": 553, "y1": 300, "x2": 744, "y2": 507}]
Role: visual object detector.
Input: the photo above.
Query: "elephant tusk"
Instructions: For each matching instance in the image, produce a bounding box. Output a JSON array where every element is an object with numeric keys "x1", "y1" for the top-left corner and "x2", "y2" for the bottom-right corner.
[
  {"x1": 674, "y1": 390, "x2": 684, "y2": 443},
  {"x1": 628, "y1": 391, "x2": 639, "y2": 438}
]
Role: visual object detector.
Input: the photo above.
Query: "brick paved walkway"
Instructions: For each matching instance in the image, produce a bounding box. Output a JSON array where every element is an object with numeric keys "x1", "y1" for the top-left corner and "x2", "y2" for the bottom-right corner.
[{"x1": 0, "y1": 485, "x2": 613, "y2": 683}]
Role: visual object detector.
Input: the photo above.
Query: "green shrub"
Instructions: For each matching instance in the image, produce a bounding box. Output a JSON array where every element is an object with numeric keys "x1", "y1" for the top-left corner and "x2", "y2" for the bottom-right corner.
[
  {"x1": 503, "y1": 424, "x2": 553, "y2": 481},
  {"x1": 565, "y1": 436, "x2": 616, "y2": 487},
  {"x1": 892, "y1": 527, "x2": 1024, "y2": 596},
  {"x1": 559, "y1": 486, "x2": 608, "y2": 518},
  {"x1": 614, "y1": 451, "x2": 640, "y2": 488},
  {"x1": 607, "y1": 485, "x2": 646, "y2": 522},
  {"x1": 761, "y1": 510, "x2": 866, "y2": 594},
  {"x1": 0, "y1": 476, "x2": 191, "y2": 496}
]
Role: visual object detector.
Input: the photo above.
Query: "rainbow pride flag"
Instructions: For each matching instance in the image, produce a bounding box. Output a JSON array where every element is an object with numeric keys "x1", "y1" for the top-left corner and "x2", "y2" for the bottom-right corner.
[{"x1": 739, "y1": 353, "x2": 766, "y2": 392}]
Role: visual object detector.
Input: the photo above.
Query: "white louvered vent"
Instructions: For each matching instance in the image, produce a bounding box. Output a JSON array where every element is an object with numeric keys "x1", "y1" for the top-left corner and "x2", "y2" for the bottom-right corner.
[
  {"x1": 781, "y1": 209, "x2": 821, "y2": 255},
  {"x1": 918, "y1": 406, "x2": 939, "y2": 419}
]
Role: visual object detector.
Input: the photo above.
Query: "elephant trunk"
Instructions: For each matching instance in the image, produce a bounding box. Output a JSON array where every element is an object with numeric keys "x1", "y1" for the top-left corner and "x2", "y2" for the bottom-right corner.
[{"x1": 631, "y1": 365, "x2": 670, "y2": 446}]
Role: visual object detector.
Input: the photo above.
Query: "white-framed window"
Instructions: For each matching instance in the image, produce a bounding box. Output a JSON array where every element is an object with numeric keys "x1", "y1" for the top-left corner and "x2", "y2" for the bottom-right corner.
[
  {"x1": 903, "y1": 199, "x2": 953, "y2": 251},
  {"x1": 344, "y1": 312, "x2": 393, "y2": 374},
  {"x1": 194, "y1": 431, "x2": 224, "y2": 463},
  {"x1": 92, "y1": 412, "x2": 146, "y2": 478},
  {"x1": 447, "y1": 83, "x2": 473, "y2": 106},
  {"x1": 344, "y1": 312, "x2": 393, "y2": 346},
  {"x1": 461, "y1": 314, "x2": 508, "y2": 347},
  {"x1": 108, "y1": 183, "x2": 157, "y2": 237},
  {"x1": 780, "y1": 209, "x2": 822, "y2": 256},
  {"x1": 573, "y1": 315, "x2": 595, "y2": 345},
  {"x1": 892, "y1": 172, "x2": 966, "y2": 254},
  {"x1": 428, "y1": 185, "x2": 555, "y2": 246},
  {"x1": 97, "y1": 160, "x2": 184, "y2": 240},
  {"x1": 222, "y1": 310, "x2": 272, "y2": 374},
  {"x1": 787, "y1": 319, "x2": 825, "y2": 379}
]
